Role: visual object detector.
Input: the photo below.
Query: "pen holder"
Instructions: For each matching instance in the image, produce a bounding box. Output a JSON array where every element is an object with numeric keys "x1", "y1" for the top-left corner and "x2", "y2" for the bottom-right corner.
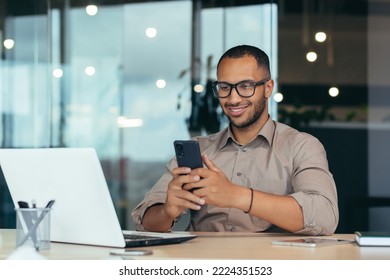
[{"x1": 15, "y1": 207, "x2": 51, "y2": 250}]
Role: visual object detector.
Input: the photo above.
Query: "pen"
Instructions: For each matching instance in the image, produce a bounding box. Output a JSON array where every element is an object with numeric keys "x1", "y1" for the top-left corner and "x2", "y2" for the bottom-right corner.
[
  {"x1": 18, "y1": 200, "x2": 55, "y2": 250},
  {"x1": 17, "y1": 201, "x2": 38, "y2": 247},
  {"x1": 31, "y1": 199, "x2": 38, "y2": 220}
]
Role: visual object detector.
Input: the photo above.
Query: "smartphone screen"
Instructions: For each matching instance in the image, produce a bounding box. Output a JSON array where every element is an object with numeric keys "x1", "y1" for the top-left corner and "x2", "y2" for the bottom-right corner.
[{"x1": 174, "y1": 140, "x2": 203, "y2": 169}]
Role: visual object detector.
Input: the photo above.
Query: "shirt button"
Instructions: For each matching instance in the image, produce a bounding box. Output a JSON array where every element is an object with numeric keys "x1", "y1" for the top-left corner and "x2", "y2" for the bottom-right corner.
[
  {"x1": 237, "y1": 172, "x2": 242, "y2": 176},
  {"x1": 242, "y1": 147, "x2": 247, "y2": 152}
]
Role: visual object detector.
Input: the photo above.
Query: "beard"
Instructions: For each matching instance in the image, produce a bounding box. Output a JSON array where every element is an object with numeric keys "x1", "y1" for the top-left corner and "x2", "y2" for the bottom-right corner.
[{"x1": 226, "y1": 95, "x2": 267, "y2": 129}]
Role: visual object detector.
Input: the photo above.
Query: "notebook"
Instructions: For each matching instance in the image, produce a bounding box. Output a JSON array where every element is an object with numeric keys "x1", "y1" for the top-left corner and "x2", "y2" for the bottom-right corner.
[{"x1": 0, "y1": 147, "x2": 196, "y2": 248}]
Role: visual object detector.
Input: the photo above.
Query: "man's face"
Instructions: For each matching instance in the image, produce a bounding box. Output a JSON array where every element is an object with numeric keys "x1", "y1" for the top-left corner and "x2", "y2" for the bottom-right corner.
[{"x1": 216, "y1": 55, "x2": 273, "y2": 130}]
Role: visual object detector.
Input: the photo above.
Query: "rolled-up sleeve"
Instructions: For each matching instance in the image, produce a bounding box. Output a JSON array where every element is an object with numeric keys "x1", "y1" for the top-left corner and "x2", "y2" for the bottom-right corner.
[
  {"x1": 131, "y1": 160, "x2": 175, "y2": 231},
  {"x1": 289, "y1": 135, "x2": 339, "y2": 235}
]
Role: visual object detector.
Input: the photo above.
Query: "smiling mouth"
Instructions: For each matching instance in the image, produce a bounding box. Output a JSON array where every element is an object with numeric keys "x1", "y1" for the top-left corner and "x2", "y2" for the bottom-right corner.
[{"x1": 227, "y1": 104, "x2": 249, "y2": 116}]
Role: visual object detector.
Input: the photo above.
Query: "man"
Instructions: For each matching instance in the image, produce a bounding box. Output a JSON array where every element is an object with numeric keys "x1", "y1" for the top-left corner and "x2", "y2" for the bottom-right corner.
[{"x1": 132, "y1": 45, "x2": 338, "y2": 235}]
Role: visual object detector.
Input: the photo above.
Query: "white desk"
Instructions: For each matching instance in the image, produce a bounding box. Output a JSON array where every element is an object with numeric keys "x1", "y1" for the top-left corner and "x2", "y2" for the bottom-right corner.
[{"x1": 1, "y1": 229, "x2": 390, "y2": 260}]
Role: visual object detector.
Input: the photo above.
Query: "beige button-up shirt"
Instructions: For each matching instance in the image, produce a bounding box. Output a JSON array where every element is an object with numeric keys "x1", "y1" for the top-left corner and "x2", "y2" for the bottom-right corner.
[{"x1": 132, "y1": 118, "x2": 339, "y2": 235}]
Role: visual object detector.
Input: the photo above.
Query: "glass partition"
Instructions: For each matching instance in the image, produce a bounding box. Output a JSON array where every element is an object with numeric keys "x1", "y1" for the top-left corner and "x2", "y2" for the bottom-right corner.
[
  {"x1": 3, "y1": 0, "x2": 390, "y2": 234},
  {"x1": 0, "y1": 1, "x2": 277, "y2": 229},
  {"x1": 0, "y1": 0, "x2": 54, "y2": 227}
]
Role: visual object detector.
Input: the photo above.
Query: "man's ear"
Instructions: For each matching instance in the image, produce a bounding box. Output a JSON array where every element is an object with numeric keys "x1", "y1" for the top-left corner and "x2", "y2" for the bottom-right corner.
[{"x1": 265, "y1": 79, "x2": 274, "y2": 99}]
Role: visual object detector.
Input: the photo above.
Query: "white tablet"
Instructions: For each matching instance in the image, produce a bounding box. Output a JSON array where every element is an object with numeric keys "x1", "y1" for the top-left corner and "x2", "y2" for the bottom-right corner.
[{"x1": 272, "y1": 237, "x2": 354, "y2": 248}]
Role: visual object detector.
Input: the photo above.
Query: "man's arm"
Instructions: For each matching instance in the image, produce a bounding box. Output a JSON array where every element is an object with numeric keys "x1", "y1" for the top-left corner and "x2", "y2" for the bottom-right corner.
[
  {"x1": 141, "y1": 204, "x2": 175, "y2": 232},
  {"x1": 245, "y1": 189, "x2": 304, "y2": 232}
]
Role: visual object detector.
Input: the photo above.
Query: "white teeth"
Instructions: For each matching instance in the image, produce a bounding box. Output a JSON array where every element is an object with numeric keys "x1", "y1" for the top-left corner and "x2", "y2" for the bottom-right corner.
[{"x1": 230, "y1": 107, "x2": 245, "y2": 112}]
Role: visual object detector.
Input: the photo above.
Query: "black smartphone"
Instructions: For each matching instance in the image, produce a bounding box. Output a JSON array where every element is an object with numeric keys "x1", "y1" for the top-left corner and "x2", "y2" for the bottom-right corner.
[{"x1": 174, "y1": 140, "x2": 203, "y2": 169}]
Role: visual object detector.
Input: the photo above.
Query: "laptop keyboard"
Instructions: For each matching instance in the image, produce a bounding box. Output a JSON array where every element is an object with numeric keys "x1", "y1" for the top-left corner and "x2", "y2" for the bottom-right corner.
[{"x1": 123, "y1": 233, "x2": 160, "y2": 240}]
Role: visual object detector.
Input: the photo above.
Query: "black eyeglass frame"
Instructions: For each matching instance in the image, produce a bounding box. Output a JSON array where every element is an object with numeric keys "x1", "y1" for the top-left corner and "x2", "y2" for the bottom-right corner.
[{"x1": 211, "y1": 78, "x2": 270, "y2": 98}]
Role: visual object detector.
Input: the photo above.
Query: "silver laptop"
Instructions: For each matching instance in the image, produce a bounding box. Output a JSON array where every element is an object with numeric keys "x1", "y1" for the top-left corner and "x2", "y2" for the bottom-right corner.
[{"x1": 0, "y1": 147, "x2": 196, "y2": 248}]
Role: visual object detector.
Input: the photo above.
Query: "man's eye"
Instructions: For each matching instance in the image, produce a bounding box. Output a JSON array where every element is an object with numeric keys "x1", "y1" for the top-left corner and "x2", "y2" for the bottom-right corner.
[
  {"x1": 219, "y1": 84, "x2": 230, "y2": 91},
  {"x1": 238, "y1": 82, "x2": 253, "y2": 89}
]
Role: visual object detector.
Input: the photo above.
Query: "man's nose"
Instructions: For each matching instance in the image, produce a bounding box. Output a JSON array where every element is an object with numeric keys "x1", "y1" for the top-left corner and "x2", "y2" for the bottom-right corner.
[{"x1": 228, "y1": 86, "x2": 243, "y2": 102}]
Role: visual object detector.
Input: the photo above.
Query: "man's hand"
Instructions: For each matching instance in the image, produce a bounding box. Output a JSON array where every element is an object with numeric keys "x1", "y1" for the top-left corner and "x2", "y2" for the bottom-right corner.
[
  {"x1": 182, "y1": 155, "x2": 244, "y2": 209},
  {"x1": 142, "y1": 166, "x2": 205, "y2": 232},
  {"x1": 163, "y1": 167, "x2": 205, "y2": 220}
]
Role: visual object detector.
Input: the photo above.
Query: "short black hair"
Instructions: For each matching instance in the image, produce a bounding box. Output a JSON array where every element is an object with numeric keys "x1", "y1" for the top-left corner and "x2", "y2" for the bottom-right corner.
[{"x1": 217, "y1": 45, "x2": 271, "y2": 76}]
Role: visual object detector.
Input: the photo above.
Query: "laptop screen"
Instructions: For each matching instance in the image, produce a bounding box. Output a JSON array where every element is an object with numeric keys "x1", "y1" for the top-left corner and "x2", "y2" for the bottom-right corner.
[{"x1": 0, "y1": 148, "x2": 126, "y2": 247}]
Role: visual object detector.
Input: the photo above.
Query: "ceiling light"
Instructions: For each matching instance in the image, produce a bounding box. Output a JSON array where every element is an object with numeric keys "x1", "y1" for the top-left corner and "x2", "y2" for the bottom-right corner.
[
  {"x1": 156, "y1": 79, "x2": 166, "y2": 89},
  {"x1": 3, "y1": 39, "x2": 15, "y2": 49},
  {"x1": 52, "y1": 68, "x2": 63, "y2": 78},
  {"x1": 85, "y1": 66, "x2": 96, "y2": 76},
  {"x1": 329, "y1": 87, "x2": 339, "y2": 97},
  {"x1": 117, "y1": 117, "x2": 143, "y2": 128},
  {"x1": 145, "y1": 28, "x2": 157, "y2": 38},
  {"x1": 273, "y1": 92, "x2": 284, "y2": 103},
  {"x1": 306, "y1": 51, "x2": 317, "y2": 62},
  {"x1": 315, "y1": 32, "x2": 327, "y2": 43},
  {"x1": 194, "y1": 84, "x2": 204, "y2": 93},
  {"x1": 86, "y1": 5, "x2": 98, "y2": 16}
]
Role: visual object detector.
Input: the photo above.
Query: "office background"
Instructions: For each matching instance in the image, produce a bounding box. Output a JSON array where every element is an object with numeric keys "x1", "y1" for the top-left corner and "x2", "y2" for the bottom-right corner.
[{"x1": 0, "y1": 0, "x2": 389, "y2": 233}]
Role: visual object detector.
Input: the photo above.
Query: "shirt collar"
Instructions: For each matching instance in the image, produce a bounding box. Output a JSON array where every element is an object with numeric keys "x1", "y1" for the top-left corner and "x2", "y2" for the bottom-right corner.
[
  {"x1": 215, "y1": 127, "x2": 231, "y2": 150},
  {"x1": 216, "y1": 115, "x2": 275, "y2": 150},
  {"x1": 259, "y1": 116, "x2": 275, "y2": 146}
]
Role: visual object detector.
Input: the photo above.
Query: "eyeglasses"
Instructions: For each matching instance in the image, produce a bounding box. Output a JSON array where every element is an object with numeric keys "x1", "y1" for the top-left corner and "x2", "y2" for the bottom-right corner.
[{"x1": 212, "y1": 78, "x2": 270, "y2": 98}]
